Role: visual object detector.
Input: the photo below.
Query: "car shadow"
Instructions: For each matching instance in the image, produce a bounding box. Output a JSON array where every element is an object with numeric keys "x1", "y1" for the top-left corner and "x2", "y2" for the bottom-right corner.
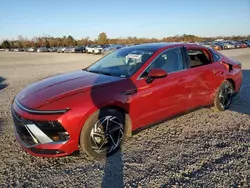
[
  {"x1": 0, "y1": 77, "x2": 8, "y2": 91},
  {"x1": 229, "y1": 69, "x2": 250, "y2": 115},
  {"x1": 101, "y1": 148, "x2": 124, "y2": 188}
]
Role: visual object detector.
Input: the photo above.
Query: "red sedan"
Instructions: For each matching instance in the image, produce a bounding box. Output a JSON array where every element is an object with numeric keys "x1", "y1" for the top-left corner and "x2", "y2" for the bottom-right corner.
[{"x1": 11, "y1": 43, "x2": 243, "y2": 158}]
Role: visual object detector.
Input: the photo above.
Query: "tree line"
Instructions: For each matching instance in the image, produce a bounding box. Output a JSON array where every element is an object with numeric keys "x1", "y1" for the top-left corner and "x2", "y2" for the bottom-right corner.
[{"x1": 1, "y1": 32, "x2": 250, "y2": 49}]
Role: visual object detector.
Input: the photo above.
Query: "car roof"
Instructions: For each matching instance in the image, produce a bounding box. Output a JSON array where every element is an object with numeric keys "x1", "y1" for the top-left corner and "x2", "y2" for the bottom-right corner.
[{"x1": 125, "y1": 42, "x2": 202, "y2": 52}]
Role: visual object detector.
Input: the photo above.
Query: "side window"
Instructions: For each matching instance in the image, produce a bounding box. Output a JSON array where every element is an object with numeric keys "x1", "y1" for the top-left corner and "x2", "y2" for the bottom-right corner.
[
  {"x1": 141, "y1": 48, "x2": 184, "y2": 77},
  {"x1": 188, "y1": 49, "x2": 212, "y2": 68},
  {"x1": 213, "y1": 53, "x2": 221, "y2": 62},
  {"x1": 209, "y1": 49, "x2": 222, "y2": 62}
]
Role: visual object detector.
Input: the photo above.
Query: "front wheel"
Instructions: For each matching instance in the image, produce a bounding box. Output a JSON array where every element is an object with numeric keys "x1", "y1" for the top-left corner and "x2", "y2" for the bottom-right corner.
[
  {"x1": 80, "y1": 108, "x2": 125, "y2": 159},
  {"x1": 213, "y1": 80, "x2": 234, "y2": 111}
]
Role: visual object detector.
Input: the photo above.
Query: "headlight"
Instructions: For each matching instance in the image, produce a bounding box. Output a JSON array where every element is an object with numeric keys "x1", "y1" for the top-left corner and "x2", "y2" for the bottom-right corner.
[{"x1": 35, "y1": 121, "x2": 70, "y2": 141}]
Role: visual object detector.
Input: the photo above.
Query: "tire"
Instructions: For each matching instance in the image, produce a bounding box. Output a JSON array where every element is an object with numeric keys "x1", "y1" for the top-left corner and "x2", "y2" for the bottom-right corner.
[
  {"x1": 213, "y1": 80, "x2": 234, "y2": 111},
  {"x1": 80, "y1": 108, "x2": 125, "y2": 159}
]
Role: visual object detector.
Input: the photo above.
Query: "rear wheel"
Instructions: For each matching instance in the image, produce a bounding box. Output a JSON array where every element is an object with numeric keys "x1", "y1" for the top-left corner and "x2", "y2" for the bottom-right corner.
[
  {"x1": 80, "y1": 108, "x2": 125, "y2": 159},
  {"x1": 213, "y1": 80, "x2": 234, "y2": 111}
]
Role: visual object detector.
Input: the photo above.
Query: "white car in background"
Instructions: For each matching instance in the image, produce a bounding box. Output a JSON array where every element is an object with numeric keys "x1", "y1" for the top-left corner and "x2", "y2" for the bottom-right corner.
[
  {"x1": 224, "y1": 43, "x2": 235, "y2": 49},
  {"x1": 37, "y1": 47, "x2": 49, "y2": 52},
  {"x1": 86, "y1": 45, "x2": 103, "y2": 54},
  {"x1": 27, "y1": 47, "x2": 37, "y2": 52},
  {"x1": 56, "y1": 47, "x2": 66, "y2": 53}
]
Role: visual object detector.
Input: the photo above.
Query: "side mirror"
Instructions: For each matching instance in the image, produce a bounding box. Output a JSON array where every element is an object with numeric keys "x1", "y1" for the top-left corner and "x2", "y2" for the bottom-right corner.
[{"x1": 146, "y1": 68, "x2": 167, "y2": 83}]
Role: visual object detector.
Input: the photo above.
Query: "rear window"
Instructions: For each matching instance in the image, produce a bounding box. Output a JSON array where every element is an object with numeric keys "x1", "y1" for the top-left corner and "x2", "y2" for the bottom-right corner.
[{"x1": 209, "y1": 49, "x2": 222, "y2": 62}]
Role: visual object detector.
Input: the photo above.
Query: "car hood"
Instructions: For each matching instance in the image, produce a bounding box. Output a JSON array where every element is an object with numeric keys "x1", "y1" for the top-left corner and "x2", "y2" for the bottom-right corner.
[{"x1": 16, "y1": 70, "x2": 123, "y2": 109}]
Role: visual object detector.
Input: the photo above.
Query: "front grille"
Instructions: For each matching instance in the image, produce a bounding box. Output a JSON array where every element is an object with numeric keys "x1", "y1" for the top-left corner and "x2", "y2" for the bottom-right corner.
[{"x1": 11, "y1": 109, "x2": 38, "y2": 146}]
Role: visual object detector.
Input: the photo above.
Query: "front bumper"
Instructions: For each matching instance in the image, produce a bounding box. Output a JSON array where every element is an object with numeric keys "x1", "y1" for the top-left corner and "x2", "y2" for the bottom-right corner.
[
  {"x1": 233, "y1": 69, "x2": 243, "y2": 98},
  {"x1": 11, "y1": 104, "x2": 78, "y2": 157},
  {"x1": 94, "y1": 49, "x2": 103, "y2": 54}
]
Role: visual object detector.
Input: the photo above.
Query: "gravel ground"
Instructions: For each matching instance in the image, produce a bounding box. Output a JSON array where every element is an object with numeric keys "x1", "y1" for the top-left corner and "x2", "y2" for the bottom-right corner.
[{"x1": 0, "y1": 50, "x2": 250, "y2": 187}]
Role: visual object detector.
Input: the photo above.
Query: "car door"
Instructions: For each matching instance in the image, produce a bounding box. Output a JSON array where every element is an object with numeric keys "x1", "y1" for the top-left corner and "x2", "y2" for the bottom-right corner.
[
  {"x1": 185, "y1": 47, "x2": 226, "y2": 108},
  {"x1": 129, "y1": 47, "x2": 193, "y2": 130}
]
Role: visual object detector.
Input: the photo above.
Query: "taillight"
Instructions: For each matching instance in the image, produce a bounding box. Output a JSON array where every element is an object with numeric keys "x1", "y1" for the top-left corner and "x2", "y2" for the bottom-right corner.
[
  {"x1": 220, "y1": 61, "x2": 241, "y2": 71},
  {"x1": 220, "y1": 62, "x2": 231, "y2": 71},
  {"x1": 233, "y1": 62, "x2": 242, "y2": 69}
]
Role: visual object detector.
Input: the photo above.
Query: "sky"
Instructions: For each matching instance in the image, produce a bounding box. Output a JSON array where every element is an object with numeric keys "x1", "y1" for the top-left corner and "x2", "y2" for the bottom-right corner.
[{"x1": 0, "y1": 0, "x2": 250, "y2": 40}]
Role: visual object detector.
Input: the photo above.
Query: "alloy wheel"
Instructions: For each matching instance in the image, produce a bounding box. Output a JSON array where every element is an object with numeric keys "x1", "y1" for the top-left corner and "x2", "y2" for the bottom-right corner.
[{"x1": 90, "y1": 116, "x2": 124, "y2": 154}]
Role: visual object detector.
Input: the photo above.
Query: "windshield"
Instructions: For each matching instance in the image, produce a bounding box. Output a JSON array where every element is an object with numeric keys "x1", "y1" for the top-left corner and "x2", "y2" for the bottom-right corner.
[{"x1": 86, "y1": 47, "x2": 154, "y2": 77}]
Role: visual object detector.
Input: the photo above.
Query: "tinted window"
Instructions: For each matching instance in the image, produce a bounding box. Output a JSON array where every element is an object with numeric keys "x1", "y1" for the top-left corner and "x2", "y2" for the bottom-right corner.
[
  {"x1": 141, "y1": 48, "x2": 184, "y2": 77},
  {"x1": 213, "y1": 53, "x2": 221, "y2": 62},
  {"x1": 208, "y1": 49, "x2": 222, "y2": 62},
  {"x1": 212, "y1": 52, "x2": 221, "y2": 62}
]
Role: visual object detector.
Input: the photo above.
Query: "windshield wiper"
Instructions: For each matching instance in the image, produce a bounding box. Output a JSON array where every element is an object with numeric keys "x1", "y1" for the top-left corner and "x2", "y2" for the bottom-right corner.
[{"x1": 86, "y1": 70, "x2": 112, "y2": 76}]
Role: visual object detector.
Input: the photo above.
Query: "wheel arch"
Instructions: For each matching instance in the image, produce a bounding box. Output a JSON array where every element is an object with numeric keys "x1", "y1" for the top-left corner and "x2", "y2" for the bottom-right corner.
[
  {"x1": 226, "y1": 78, "x2": 236, "y2": 91},
  {"x1": 77, "y1": 104, "x2": 133, "y2": 145},
  {"x1": 102, "y1": 105, "x2": 133, "y2": 137}
]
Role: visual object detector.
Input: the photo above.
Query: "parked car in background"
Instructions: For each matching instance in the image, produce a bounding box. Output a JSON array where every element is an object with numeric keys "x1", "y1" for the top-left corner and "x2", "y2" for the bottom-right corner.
[
  {"x1": 229, "y1": 41, "x2": 240, "y2": 48},
  {"x1": 27, "y1": 47, "x2": 37, "y2": 52},
  {"x1": 213, "y1": 42, "x2": 226, "y2": 50},
  {"x1": 37, "y1": 47, "x2": 49, "y2": 52},
  {"x1": 86, "y1": 45, "x2": 103, "y2": 54},
  {"x1": 223, "y1": 42, "x2": 235, "y2": 49},
  {"x1": 49, "y1": 47, "x2": 58, "y2": 52},
  {"x1": 64, "y1": 47, "x2": 75, "y2": 53},
  {"x1": 85, "y1": 45, "x2": 94, "y2": 54},
  {"x1": 238, "y1": 42, "x2": 247, "y2": 48},
  {"x1": 234, "y1": 42, "x2": 241, "y2": 48},
  {"x1": 57, "y1": 47, "x2": 66, "y2": 53},
  {"x1": 13, "y1": 48, "x2": 25, "y2": 52},
  {"x1": 201, "y1": 42, "x2": 212, "y2": 48},
  {"x1": 74, "y1": 46, "x2": 86, "y2": 53},
  {"x1": 242, "y1": 40, "x2": 250, "y2": 47},
  {"x1": 103, "y1": 44, "x2": 124, "y2": 54},
  {"x1": 211, "y1": 43, "x2": 222, "y2": 50},
  {"x1": 57, "y1": 47, "x2": 62, "y2": 53},
  {"x1": 11, "y1": 43, "x2": 242, "y2": 159}
]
